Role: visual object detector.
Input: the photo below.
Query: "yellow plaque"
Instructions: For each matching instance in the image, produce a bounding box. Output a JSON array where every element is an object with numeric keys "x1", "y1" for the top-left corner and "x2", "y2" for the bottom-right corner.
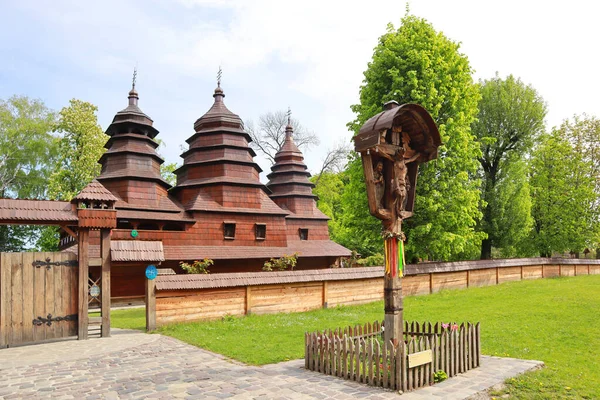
[{"x1": 408, "y1": 350, "x2": 433, "y2": 368}]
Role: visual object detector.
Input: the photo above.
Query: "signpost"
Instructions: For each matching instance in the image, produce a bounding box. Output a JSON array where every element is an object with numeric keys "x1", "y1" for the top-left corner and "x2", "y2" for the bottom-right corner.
[{"x1": 145, "y1": 264, "x2": 157, "y2": 280}]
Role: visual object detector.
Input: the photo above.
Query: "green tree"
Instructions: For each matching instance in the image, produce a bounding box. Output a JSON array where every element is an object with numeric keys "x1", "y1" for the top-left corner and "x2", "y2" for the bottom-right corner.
[
  {"x1": 529, "y1": 133, "x2": 598, "y2": 256},
  {"x1": 560, "y1": 114, "x2": 600, "y2": 200},
  {"x1": 488, "y1": 158, "x2": 535, "y2": 258},
  {"x1": 42, "y1": 100, "x2": 105, "y2": 251},
  {"x1": 0, "y1": 96, "x2": 57, "y2": 251},
  {"x1": 346, "y1": 15, "x2": 484, "y2": 261},
  {"x1": 311, "y1": 170, "x2": 347, "y2": 241},
  {"x1": 154, "y1": 139, "x2": 179, "y2": 186},
  {"x1": 161, "y1": 162, "x2": 178, "y2": 186},
  {"x1": 337, "y1": 153, "x2": 386, "y2": 257},
  {"x1": 48, "y1": 99, "x2": 106, "y2": 200},
  {"x1": 0, "y1": 96, "x2": 57, "y2": 198},
  {"x1": 472, "y1": 74, "x2": 547, "y2": 258}
]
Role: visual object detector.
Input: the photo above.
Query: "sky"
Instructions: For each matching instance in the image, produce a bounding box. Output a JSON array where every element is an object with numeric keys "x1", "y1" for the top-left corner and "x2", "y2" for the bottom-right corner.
[{"x1": 1, "y1": 0, "x2": 599, "y2": 179}]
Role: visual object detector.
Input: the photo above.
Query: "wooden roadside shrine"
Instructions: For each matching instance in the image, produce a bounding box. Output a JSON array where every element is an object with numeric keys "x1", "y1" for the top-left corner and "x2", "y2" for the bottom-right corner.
[{"x1": 353, "y1": 101, "x2": 441, "y2": 345}]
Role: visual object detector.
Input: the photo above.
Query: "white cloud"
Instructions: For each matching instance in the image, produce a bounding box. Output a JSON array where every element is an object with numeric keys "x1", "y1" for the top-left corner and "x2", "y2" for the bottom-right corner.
[{"x1": 4, "y1": 0, "x2": 600, "y2": 174}]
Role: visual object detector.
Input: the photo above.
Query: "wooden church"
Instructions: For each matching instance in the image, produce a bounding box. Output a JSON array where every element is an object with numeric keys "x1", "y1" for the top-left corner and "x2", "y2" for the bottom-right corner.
[{"x1": 61, "y1": 80, "x2": 350, "y2": 303}]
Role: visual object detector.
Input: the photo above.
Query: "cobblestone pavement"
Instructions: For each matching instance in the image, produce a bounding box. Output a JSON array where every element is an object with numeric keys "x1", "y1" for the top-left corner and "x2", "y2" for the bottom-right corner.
[{"x1": 0, "y1": 329, "x2": 543, "y2": 399}]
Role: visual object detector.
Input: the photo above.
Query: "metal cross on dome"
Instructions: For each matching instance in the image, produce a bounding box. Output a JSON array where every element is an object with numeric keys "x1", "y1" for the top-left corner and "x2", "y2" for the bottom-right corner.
[
  {"x1": 287, "y1": 107, "x2": 292, "y2": 125},
  {"x1": 217, "y1": 66, "x2": 222, "y2": 87},
  {"x1": 132, "y1": 67, "x2": 137, "y2": 90}
]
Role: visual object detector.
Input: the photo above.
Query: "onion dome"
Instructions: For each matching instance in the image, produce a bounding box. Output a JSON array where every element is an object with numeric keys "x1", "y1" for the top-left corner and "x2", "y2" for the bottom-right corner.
[
  {"x1": 96, "y1": 78, "x2": 187, "y2": 223},
  {"x1": 172, "y1": 82, "x2": 284, "y2": 216},
  {"x1": 266, "y1": 116, "x2": 328, "y2": 220},
  {"x1": 105, "y1": 84, "x2": 158, "y2": 138}
]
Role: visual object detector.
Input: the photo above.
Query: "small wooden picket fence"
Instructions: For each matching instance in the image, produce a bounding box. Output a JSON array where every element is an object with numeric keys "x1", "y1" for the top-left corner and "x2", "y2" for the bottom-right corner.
[{"x1": 304, "y1": 321, "x2": 480, "y2": 393}]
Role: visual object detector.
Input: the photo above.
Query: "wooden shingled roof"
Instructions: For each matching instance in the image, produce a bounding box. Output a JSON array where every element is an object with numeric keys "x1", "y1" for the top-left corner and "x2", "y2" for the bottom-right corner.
[
  {"x1": 109, "y1": 240, "x2": 165, "y2": 262},
  {"x1": 155, "y1": 266, "x2": 383, "y2": 290},
  {"x1": 0, "y1": 199, "x2": 77, "y2": 224},
  {"x1": 163, "y1": 240, "x2": 351, "y2": 260},
  {"x1": 73, "y1": 179, "x2": 119, "y2": 202}
]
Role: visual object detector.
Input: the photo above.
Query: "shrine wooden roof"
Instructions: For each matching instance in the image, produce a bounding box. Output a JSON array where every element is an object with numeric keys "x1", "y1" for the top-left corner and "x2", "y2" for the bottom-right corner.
[{"x1": 355, "y1": 103, "x2": 441, "y2": 161}]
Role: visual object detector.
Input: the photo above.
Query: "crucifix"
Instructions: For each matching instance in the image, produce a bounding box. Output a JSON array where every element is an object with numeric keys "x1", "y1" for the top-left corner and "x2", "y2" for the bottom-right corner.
[{"x1": 353, "y1": 101, "x2": 441, "y2": 346}]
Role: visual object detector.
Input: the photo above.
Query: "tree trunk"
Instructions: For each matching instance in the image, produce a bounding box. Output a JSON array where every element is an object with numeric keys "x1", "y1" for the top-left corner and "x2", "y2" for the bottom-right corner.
[{"x1": 480, "y1": 238, "x2": 492, "y2": 260}]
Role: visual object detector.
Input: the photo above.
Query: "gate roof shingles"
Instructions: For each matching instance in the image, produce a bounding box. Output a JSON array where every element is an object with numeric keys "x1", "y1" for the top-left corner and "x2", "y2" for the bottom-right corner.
[{"x1": 0, "y1": 199, "x2": 77, "y2": 223}]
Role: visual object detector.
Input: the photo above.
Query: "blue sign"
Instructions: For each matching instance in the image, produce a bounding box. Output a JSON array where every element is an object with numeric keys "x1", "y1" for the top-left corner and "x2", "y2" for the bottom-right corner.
[{"x1": 145, "y1": 265, "x2": 158, "y2": 280}]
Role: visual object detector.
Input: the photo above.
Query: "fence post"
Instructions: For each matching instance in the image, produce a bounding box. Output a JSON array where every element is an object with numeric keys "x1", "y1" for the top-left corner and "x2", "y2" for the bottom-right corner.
[
  {"x1": 0, "y1": 253, "x2": 6, "y2": 348},
  {"x1": 78, "y1": 229, "x2": 89, "y2": 340},
  {"x1": 100, "y1": 229, "x2": 111, "y2": 338},
  {"x1": 245, "y1": 286, "x2": 252, "y2": 315},
  {"x1": 146, "y1": 277, "x2": 156, "y2": 331}
]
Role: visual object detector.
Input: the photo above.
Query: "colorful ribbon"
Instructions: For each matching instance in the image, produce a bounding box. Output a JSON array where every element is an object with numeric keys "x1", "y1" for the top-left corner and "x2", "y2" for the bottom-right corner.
[{"x1": 384, "y1": 237, "x2": 405, "y2": 278}]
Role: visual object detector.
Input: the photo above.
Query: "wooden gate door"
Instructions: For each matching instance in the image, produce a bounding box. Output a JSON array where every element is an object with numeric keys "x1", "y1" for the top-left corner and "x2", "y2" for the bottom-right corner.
[{"x1": 0, "y1": 252, "x2": 78, "y2": 348}]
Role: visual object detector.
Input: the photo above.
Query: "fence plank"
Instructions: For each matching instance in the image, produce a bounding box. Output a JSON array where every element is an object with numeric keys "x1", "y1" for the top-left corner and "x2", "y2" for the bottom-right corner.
[
  {"x1": 305, "y1": 333, "x2": 309, "y2": 369},
  {"x1": 337, "y1": 336, "x2": 342, "y2": 377},
  {"x1": 407, "y1": 338, "x2": 413, "y2": 391},
  {"x1": 330, "y1": 334, "x2": 336, "y2": 376},
  {"x1": 343, "y1": 336, "x2": 349, "y2": 378},
  {"x1": 33, "y1": 253, "x2": 46, "y2": 343},
  {"x1": 0, "y1": 253, "x2": 8, "y2": 348},
  {"x1": 471, "y1": 323, "x2": 476, "y2": 369},
  {"x1": 354, "y1": 338, "x2": 361, "y2": 382},
  {"x1": 374, "y1": 340, "x2": 381, "y2": 387},
  {"x1": 423, "y1": 337, "x2": 429, "y2": 387},
  {"x1": 55, "y1": 254, "x2": 64, "y2": 339},
  {"x1": 10, "y1": 252, "x2": 23, "y2": 345},
  {"x1": 476, "y1": 322, "x2": 481, "y2": 367},
  {"x1": 389, "y1": 341, "x2": 396, "y2": 390},
  {"x1": 382, "y1": 340, "x2": 388, "y2": 389},
  {"x1": 46, "y1": 252, "x2": 58, "y2": 340},
  {"x1": 444, "y1": 331, "x2": 450, "y2": 378},
  {"x1": 21, "y1": 252, "x2": 34, "y2": 343},
  {"x1": 366, "y1": 339, "x2": 373, "y2": 385},
  {"x1": 395, "y1": 340, "x2": 403, "y2": 391}
]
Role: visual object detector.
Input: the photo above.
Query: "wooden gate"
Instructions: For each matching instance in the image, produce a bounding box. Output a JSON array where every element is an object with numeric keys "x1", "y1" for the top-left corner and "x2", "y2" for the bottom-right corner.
[{"x1": 0, "y1": 252, "x2": 78, "y2": 348}]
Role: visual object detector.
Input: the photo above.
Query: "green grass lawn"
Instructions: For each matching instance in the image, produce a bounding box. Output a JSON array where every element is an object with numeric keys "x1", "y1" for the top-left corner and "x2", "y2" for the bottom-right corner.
[{"x1": 111, "y1": 275, "x2": 600, "y2": 399}]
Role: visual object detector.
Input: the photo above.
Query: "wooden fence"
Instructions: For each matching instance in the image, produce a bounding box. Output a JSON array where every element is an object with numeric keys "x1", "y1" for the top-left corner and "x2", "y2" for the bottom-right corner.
[
  {"x1": 304, "y1": 321, "x2": 480, "y2": 393},
  {"x1": 147, "y1": 258, "x2": 600, "y2": 328}
]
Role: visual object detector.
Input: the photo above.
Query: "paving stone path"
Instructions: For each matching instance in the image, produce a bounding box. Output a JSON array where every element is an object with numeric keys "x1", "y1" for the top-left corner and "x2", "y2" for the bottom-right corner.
[{"x1": 0, "y1": 329, "x2": 543, "y2": 399}]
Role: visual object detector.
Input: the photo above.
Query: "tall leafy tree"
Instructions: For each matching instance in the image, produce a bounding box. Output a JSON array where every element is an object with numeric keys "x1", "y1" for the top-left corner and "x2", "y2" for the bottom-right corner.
[
  {"x1": 472, "y1": 74, "x2": 547, "y2": 258},
  {"x1": 0, "y1": 96, "x2": 57, "y2": 251},
  {"x1": 530, "y1": 133, "x2": 598, "y2": 256},
  {"x1": 345, "y1": 15, "x2": 484, "y2": 261},
  {"x1": 488, "y1": 158, "x2": 535, "y2": 258},
  {"x1": 560, "y1": 114, "x2": 600, "y2": 202},
  {"x1": 48, "y1": 99, "x2": 106, "y2": 200},
  {"x1": 311, "y1": 170, "x2": 348, "y2": 242},
  {"x1": 41, "y1": 100, "x2": 106, "y2": 251},
  {"x1": 0, "y1": 96, "x2": 57, "y2": 198}
]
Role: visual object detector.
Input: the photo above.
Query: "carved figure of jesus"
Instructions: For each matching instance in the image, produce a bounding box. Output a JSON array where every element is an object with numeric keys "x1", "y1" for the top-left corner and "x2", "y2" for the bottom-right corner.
[{"x1": 381, "y1": 148, "x2": 420, "y2": 215}]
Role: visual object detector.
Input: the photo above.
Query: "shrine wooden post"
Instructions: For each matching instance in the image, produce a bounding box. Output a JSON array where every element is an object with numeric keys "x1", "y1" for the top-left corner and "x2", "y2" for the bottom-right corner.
[{"x1": 353, "y1": 101, "x2": 441, "y2": 346}]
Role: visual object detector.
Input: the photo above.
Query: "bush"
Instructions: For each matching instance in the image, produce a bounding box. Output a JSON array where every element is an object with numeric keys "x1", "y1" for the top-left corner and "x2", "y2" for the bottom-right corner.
[
  {"x1": 180, "y1": 258, "x2": 213, "y2": 274},
  {"x1": 434, "y1": 370, "x2": 448, "y2": 383},
  {"x1": 263, "y1": 253, "x2": 298, "y2": 271},
  {"x1": 356, "y1": 253, "x2": 384, "y2": 267}
]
